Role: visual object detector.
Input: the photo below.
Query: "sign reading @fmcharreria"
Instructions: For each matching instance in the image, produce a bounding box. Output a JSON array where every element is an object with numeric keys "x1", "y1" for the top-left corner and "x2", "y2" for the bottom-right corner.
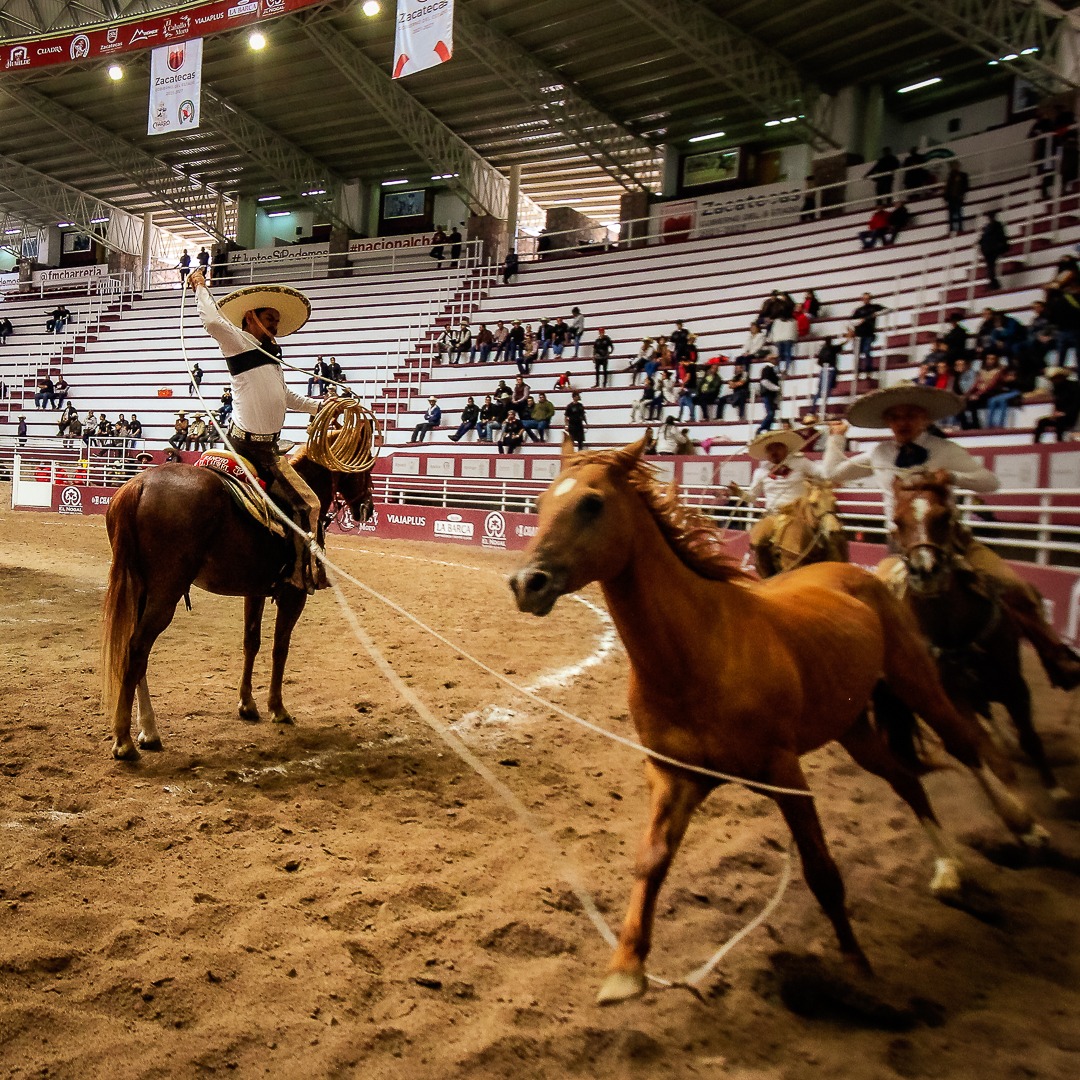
[
  {"x1": 393, "y1": 0, "x2": 453, "y2": 79},
  {"x1": 147, "y1": 37, "x2": 202, "y2": 135}
]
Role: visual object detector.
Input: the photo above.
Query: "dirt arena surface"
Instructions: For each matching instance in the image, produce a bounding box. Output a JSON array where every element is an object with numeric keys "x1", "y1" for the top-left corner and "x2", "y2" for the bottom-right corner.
[{"x1": 0, "y1": 496, "x2": 1078, "y2": 1080}]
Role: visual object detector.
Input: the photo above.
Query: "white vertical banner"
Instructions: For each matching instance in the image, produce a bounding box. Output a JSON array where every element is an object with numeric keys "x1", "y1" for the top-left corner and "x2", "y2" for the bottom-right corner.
[
  {"x1": 147, "y1": 37, "x2": 202, "y2": 136},
  {"x1": 393, "y1": 0, "x2": 454, "y2": 79}
]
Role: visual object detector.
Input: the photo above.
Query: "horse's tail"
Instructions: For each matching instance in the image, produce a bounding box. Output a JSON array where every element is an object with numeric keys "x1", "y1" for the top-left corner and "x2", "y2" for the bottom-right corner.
[
  {"x1": 870, "y1": 681, "x2": 934, "y2": 776},
  {"x1": 101, "y1": 481, "x2": 144, "y2": 714}
]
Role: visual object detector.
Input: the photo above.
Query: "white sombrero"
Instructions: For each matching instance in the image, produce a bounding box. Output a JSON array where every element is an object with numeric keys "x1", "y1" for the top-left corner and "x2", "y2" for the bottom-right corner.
[
  {"x1": 216, "y1": 284, "x2": 311, "y2": 337},
  {"x1": 847, "y1": 385, "x2": 963, "y2": 429},
  {"x1": 746, "y1": 429, "x2": 804, "y2": 460}
]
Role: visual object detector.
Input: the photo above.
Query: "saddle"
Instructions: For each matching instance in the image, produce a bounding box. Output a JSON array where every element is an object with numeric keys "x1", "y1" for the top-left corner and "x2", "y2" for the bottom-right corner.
[{"x1": 194, "y1": 450, "x2": 286, "y2": 538}]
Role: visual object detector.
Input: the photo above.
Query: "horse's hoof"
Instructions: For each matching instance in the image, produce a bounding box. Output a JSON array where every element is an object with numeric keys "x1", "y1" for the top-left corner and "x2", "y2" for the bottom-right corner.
[
  {"x1": 136, "y1": 732, "x2": 163, "y2": 752},
  {"x1": 929, "y1": 857, "x2": 964, "y2": 898},
  {"x1": 596, "y1": 970, "x2": 647, "y2": 1006},
  {"x1": 112, "y1": 739, "x2": 138, "y2": 761},
  {"x1": 238, "y1": 703, "x2": 261, "y2": 722},
  {"x1": 1021, "y1": 823, "x2": 1052, "y2": 849},
  {"x1": 270, "y1": 709, "x2": 294, "y2": 725}
]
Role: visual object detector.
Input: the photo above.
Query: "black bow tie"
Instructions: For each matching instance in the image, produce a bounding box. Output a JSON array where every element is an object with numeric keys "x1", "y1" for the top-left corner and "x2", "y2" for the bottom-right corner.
[{"x1": 895, "y1": 443, "x2": 929, "y2": 468}]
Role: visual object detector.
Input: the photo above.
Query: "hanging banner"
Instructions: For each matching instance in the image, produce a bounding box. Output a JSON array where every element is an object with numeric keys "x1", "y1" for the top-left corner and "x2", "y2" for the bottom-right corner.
[
  {"x1": 147, "y1": 37, "x2": 202, "y2": 135},
  {"x1": 393, "y1": 0, "x2": 453, "y2": 79}
]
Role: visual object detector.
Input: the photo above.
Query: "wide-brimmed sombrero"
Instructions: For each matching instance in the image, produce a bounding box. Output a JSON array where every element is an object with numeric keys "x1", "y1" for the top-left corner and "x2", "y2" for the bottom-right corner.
[
  {"x1": 847, "y1": 384, "x2": 963, "y2": 429},
  {"x1": 216, "y1": 284, "x2": 311, "y2": 337},
  {"x1": 746, "y1": 429, "x2": 804, "y2": 460}
]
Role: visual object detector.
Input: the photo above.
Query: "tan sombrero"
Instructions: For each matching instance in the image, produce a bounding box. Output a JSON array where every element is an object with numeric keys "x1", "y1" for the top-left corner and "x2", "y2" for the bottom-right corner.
[
  {"x1": 746, "y1": 429, "x2": 804, "y2": 460},
  {"x1": 847, "y1": 385, "x2": 963, "y2": 429},
  {"x1": 216, "y1": 284, "x2": 311, "y2": 337}
]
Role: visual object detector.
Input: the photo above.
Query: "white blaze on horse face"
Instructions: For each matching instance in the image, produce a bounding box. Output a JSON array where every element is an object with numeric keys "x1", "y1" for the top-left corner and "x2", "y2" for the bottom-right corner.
[{"x1": 552, "y1": 476, "x2": 577, "y2": 499}]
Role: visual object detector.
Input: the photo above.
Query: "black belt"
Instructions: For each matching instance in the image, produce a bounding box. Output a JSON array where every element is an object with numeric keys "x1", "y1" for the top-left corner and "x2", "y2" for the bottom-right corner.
[{"x1": 228, "y1": 423, "x2": 277, "y2": 444}]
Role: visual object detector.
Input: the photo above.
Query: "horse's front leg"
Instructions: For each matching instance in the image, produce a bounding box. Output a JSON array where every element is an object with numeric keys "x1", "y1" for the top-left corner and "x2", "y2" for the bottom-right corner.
[
  {"x1": 238, "y1": 595, "x2": 264, "y2": 721},
  {"x1": 135, "y1": 678, "x2": 162, "y2": 750},
  {"x1": 267, "y1": 586, "x2": 308, "y2": 724},
  {"x1": 598, "y1": 761, "x2": 709, "y2": 1005}
]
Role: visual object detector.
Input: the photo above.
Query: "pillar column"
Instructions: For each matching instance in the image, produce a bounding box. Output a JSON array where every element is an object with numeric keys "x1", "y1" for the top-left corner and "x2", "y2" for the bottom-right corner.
[
  {"x1": 506, "y1": 164, "x2": 521, "y2": 250},
  {"x1": 141, "y1": 212, "x2": 153, "y2": 291}
]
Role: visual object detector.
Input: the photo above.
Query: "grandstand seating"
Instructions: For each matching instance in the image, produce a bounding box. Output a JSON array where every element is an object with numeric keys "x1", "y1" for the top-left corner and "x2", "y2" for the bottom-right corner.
[{"x1": 1, "y1": 153, "x2": 1077, "y2": 464}]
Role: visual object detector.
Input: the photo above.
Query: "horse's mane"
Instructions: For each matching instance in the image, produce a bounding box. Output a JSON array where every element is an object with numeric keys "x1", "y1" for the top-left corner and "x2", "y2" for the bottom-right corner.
[{"x1": 569, "y1": 447, "x2": 751, "y2": 583}]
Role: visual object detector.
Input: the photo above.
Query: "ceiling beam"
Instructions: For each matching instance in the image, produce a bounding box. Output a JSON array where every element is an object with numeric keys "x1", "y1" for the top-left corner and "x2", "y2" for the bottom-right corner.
[
  {"x1": 612, "y1": 0, "x2": 838, "y2": 149},
  {"x1": 892, "y1": 0, "x2": 1078, "y2": 92},
  {"x1": 454, "y1": 4, "x2": 661, "y2": 195}
]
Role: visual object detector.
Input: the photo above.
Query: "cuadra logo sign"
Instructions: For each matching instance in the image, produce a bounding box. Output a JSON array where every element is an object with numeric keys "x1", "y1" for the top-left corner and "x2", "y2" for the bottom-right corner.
[
  {"x1": 434, "y1": 512, "x2": 473, "y2": 538},
  {"x1": 482, "y1": 511, "x2": 507, "y2": 549},
  {"x1": 58, "y1": 486, "x2": 83, "y2": 515}
]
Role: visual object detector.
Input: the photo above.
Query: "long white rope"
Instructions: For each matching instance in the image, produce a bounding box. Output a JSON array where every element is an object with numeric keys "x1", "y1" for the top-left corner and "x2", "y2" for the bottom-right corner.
[{"x1": 174, "y1": 285, "x2": 798, "y2": 988}]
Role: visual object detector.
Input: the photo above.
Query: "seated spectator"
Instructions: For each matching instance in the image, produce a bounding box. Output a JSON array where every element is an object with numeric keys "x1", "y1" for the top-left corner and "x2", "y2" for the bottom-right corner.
[
  {"x1": 409, "y1": 396, "x2": 442, "y2": 442},
  {"x1": 629, "y1": 337, "x2": 656, "y2": 383},
  {"x1": 942, "y1": 313, "x2": 970, "y2": 360},
  {"x1": 758, "y1": 290, "x2": 783, "y2": 331},
  {"x1": 450, "y1": 320, "x2": 471, "y2": 365},
  {"x1": 506, "y1": 320, "x2": 525, "y2": 365},
  {"x1": 990, "y1": 310, "x2": 1024, "y2": 359},
  {"x1": 1033, "y1": 367, "x2": 1080, "y2": 442},
  {"x1": 885, "y1": 199, "x2": 913, "y2": 243},
  {"x1": 656, "y1": 370, "x2": 678, "y2": 408},
  {"x1": 654, "y1": 335, "x2": 673, "y2": 370},
  {"x1": 795, "y1": 290, "x2": 820, "y2": 337},
  {"x1": 931, "y1": 359, "x2": 953, "y2": 389},
  {"x1": 57, "y1": 403, "x2": 77, "y2": 438},
  {"x1": 962, "y1": 353, "x2": 1005, "y2": 428},
  {"x1": 325, "y1": 357, "x2": 344, "y2": 385},
  {"x1": 498, "y1": 410, "x2": 525, "y2": 454},
  {"x1": 631, "y1": 374, "x2": 658, "y2": 423},
  {"x1": 511, "y1": 376, "x2": 530, "y2": 415},
  {"x1": 986, "y1": 365, "x2": 1022, "y2": 428},
  {"x1": 655, "y1": 417, "x2": 681, "y2": 454},
  {"x1": 491, "y1": 320, "x2": 509, "y2": 361},
  {"x1": 164, "y1": 448, "x2": 183, "y2": 464},
  {"x1": 63, "y1": 413, "x2": 82, "y2": 450},
  {"x1": 53, "y1": 374, "x2": 69, "y2": 408},
  {"x1": 719, "y1": 363, "x2": 749, "y2": 420},
  {"x1": 554, "y1": 370, "x2": 573, "y2": 391},
  {"x1": 45, "y1": 305, "x2": 71, "y2": 333},
  {"x1": 736, "y1": 322, "x2": 767, "y2": 364},
  {"x1": 912, "y1": 361, "x2": 937, "y2": 387},
  {"x1": 34, "y1": 376, "x2": 55, "y2": 409},
  {"x1": 477, "y1": 395, "x2": 499, "y2": 443},
  {"x1": 551, "y1": 317, "x2": 570, "y2": 357},
  {"x1": 518, "y1": 325, "x2": 538, "y2": 375},
  {"x1": 186, "y1": 414, "x2": 209, "y2": 452},
  {"x1": 695, "y1": 366, "x2": 722, "y2": 420},
  {"x1": 565, "y1": 391, "x2": 587, "y2": 449},
  {"x1": 307, "y1": 358, "x2": 324, "y2": 395},
  {"x1": 217, "y1": 389, "x2": 233, "y2": 426},
  {"x1": 523, "y1": 392, "x2": 555, "y2": 441},
  {"x1": 432, "y1": 327, "x2": 453, "y2": 365},
  {"x1": 448, "y1": 397, "x2": 480, "y2": 442},
  {"x1": 470, "y1": 324, "x2": 494, "y2": 363},
  {"x1": 860, "y1": 204, "x2": 891, "y2": 249},
  {"x1": 169, "y1": 411, "x2": 189, "y2": 450}
]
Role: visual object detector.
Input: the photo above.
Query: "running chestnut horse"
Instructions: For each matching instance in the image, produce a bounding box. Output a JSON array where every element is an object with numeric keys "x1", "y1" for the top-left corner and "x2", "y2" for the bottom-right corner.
[
  {"x1": 101, "y1": 450, "x2": 373, "y2": 760},
  {"x1": 883, "y1": 473, "x2": 1071, "y2": 801},
  {"x1": 510, "y1": 437, "x2": 1048, "y2": 1005}
]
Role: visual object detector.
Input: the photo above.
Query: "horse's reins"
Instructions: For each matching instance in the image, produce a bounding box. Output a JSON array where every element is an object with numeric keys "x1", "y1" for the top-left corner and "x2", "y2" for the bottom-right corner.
[{"x1": 176, "y1": 288, "x2": 805, "y2": 994}]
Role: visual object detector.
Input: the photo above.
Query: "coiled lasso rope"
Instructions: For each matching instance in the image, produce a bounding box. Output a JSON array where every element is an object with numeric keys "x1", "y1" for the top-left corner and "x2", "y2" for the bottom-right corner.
[{"x1": 305, "y1": 395, "x2": 381, "y2": 474}]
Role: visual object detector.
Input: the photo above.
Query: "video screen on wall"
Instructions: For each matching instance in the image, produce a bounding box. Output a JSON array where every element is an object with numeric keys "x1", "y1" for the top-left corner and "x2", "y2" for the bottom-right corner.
[
  {"x1": 383, "y1": 189, "x2": 427, "y2": 219},
  {"x1": 682, "y1": 147, "x2": 741, "y2": 189}
]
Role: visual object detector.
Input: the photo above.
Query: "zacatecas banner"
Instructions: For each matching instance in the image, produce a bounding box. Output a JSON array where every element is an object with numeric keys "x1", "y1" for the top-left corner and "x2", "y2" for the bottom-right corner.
[
  {"x1": 148, "y1": 38, "x2": 202, "y2": 136},
  {"x1": 0, "y1": 0, "x2": 321, "y2": 72},
  {"x1": 393, "y1": 0, "x2": 454, "y2": 79}
]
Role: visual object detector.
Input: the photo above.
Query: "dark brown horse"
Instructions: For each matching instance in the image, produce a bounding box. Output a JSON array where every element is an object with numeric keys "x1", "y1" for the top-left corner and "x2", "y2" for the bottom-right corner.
[
  {"x1": 101, "y1": 450, "x2": 372, "y2": 760},
  {"x1": 510, "y1": 437, "x2": 1048, "y2": 1005},
  {"x1": 881, "y1": 473, "x2": 1071, "y2": 802}
]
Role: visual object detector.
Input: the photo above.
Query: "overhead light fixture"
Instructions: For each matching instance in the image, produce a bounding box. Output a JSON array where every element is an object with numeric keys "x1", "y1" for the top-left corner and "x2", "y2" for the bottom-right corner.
[
  {"x1": 780, "y1": 115, "x2": 798, "y2": 124},
  {"x1": 689, "y1": 130, "x2": 726, "y2": 143},
  {"x1": 267, "y1": 210, "x2": 290, "y2": 218},
  {"x1": 56, "y1": 222, "x2": 75, "y2": 228},
  {"x1": 301, "y1": 188, "x2": 326, "y2": 196},
  {"x1": 257, "y1": 194, "x2": 281, "y2": 202},
  {"x1": 248, "y1": 31, "x2": 267, "y2": 50},
  {"x1": 4, "y1": 228, "x2": 20, "y2": 235},
  {"x1": 90, "y1": 216, "x2": 108, "y2": 224},
  {"x1": 381, "y1": 178, "x2": 409, "y2": 186},
  {"x1": 1021, "y1": 47, "x2": 1039, "y2": 55},
  {"x1": 430, "y1": 172, "x2": 459, "y2": 180},
  {"x1": 897, "y1": 76, "x2": 942, "y2": 93},
  {"x1": 764, "y1": 119, "x2": 782, "y2": 128},
  {"x1": 107, "y1": 64, "x2": 123, "y2": 81},
  {"x1": 362, "y1": 0, "x2": 381, "y2": 15}
]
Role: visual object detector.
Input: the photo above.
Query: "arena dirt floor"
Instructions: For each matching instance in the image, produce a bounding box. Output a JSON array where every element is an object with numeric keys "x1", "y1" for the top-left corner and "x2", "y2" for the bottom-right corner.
[{"x1": 0, "y1": 495, "x2": 1078, "y2": 1080}]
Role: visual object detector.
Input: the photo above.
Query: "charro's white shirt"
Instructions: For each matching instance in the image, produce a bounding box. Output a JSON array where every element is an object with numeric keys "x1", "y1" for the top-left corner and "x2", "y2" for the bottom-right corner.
[
  {"x1": 195, "y1": 285, "x2": 319, "y2": 436},
  {"x1": 823, "y1": 431, "x2": 999, "y2": 528},
  {"x1": 746, "y1": 454, "x2": 821, "y2": 513}
]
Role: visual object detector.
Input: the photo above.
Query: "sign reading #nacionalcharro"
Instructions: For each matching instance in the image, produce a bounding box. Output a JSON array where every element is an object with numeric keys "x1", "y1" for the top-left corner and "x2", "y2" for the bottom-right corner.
[{"x1": 0, "y1": 0, "x2": 325, "y2": 71}]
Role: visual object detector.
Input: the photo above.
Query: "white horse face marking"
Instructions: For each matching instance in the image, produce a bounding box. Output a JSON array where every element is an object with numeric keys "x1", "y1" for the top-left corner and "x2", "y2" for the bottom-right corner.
[
  {"x1": 912, "y1": 496, "x2": 930, "y2": 524},
  {"x1": 552, "y1": 477, "x2": 577, "y2": 498}
]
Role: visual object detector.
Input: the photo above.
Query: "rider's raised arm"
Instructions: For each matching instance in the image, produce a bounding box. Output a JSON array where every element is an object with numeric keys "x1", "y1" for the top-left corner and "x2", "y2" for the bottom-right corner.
[
  {"x1": 284, "y1": 383, "x2": 321, "y2": 417},
  {"x1": 936, "y1": 440, "x2": 1001, "y2": 494},
  {"x1": 822, "y1": 432, "x2": 874, "y2": 484},
  {"x1": 194, "y1": 284, "x2": 251, "y2": 358}
]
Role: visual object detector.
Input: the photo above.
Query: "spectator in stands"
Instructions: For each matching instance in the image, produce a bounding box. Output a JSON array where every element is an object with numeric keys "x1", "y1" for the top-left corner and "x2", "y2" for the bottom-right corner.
[
  {"x1": 128, "y1": 414, "x2": 143, "y2": 442},
  {"x1": 535, "y1": 317, "x2": 553, "y2": 360},
  {"x1": 448, "y1": 226, "x2": 463, "y2": 268},
  {"x1": 523, "y1": 392, "x2": 555, "y2": 441},
  {"x1": 520, "y1": 323, "x2": 539, "y2": 373},
  {"x1": 654, "y1": 334, "x2": 673, "y2": 370},
  {"x1": 216, "y1": 388, "x2": 232, "y2": 426},
  {"x1": 477, "y1": 395, "x2": 499, "y2": 443},
  {"x1": 81, "y1": 413, "x2": 96, "y2": 453},
  {"x1": 498, "y1": 409, "x2": 525, "y2": 454},
  {"x1": 868, "y1": 147, "x2": 900, "y2": 198},
  {"x1": 756, "y1": 355, "x2": 782, "y2": 434},
  {"x1": 53, "y1": 373, "x2": 68, "y2": 408},
  {"x1": 431, "y1": 326, "x2": 452, "y2": 365},
  {"x1": 307, "y1": 357, "x2": 323, "y2": 396},
  {"x1": 628, "y1": 337, "x2": 655, "y2": 384},
  {"x1": 632, "y1": 375, "x2": 657, "y2": 423},
  {"x1": 502, "y1": 249, "x2": 519, "y2": 285},
  {"x1": 554, "y1": 370, "x2": 573, "y2": 391},
  {"x1": 409, "y1": 396, "x2": 442, "y2": 443},
  {"x1": 178, "y1": 250, "x2": 191, "y2": 283},
  {"x1": 17, "y1": 414, "x2": 26, "y2": 446},
  {"x1": 471, "y1": 323, "x2": 494, "y2": 363},
  {"x1": 565, "y1": 391, "x2": 587, "y2": 450},
  {"x1": 758, "y1": 291, "x2": 783, "y2": 331},
  {"x1": 429, "y1": 227, "x2": 447, "y2": 269},
  {"x1": 491, "y1": 320, "x2": 509, "y2": 361},
  {"x1": 168, "y1": 411, "x2": 188, "y2": 450},
  {"x1": 506, "y1": 320, "x2": 525, "y2": 366},
  {"x1": 851, "y1": 293, "x2": 887, "y2": 385},
  {"x1": 569, "y1": 307, "x2": 585, "y2": 356},
  {"x1": 551, "y1": 316, "x2": 570, "y2": 357},
  {"x1": 189, "y1": 363, "x2": 204, "y2": 395},
  {"x1": 448, "y1": 397, "x2": 480, "y2": 442},
  {"x1": 1044, "y1": 255, "x2": 1080, "y2": 367},
  {"x1": 979, "y1": 211, "x2": 1009, "y2": 291},
  {"x1": 494, "y1": 378, "x2": 511, "y2": 401},
  {"x1": 943, "y1": 160, "x2": 970, "y2": 235},
  {"x1": 986, "y1": 365, "x2": 1022, "y2": 428},
  {"x1": 670, "y1": 320, "x2": 691, "y2": 365},
  {"x1": 796, "y1": 290, "x2": 820, "y2": 337},
  {"x1": 884, "y1": 199, "x2": 912, "y2": 244},
  {"x1": 736, "y1": 321, "x2": 767, "y2": 365},
  {"x1": 656, "y1": 369, "x2": 678, "y2": 410},
  {"x1": 592, "y1": 328, "x2": 614, "y2": 388},
  {"x1": 511, "y1": 376, "x2": 530, "y2": 416},
  {"x1": 325, "y1": 357, "x2": 344, "y2": 386},
  {"x1": 676, "y1": 383, "x2": 696, "y2": 422},
  {"x1": 95, "y1": 415, "x2": 115, "y2": 456},
  {"x1": 1033, "y1": 367, "x2": 1080, "y2": 442},
  {"x1": 942, "y1": 313, "x2": 970, "y2": 360},
  {"x1": 57, "y1": 403, "x2": 77, "y2": 439},
  {"x1": 187, "y1": 413, "x2": 209, "y2": 452},
  {"x1": 962, "y1": 353, "x2": 1005, "y2": 428},
  {"x1": 0, "y1": 316, "x2": 12, "y2": 344},
  {"x1": 720, "y1": 363, "x2": 749, "y2": 420},
  {"x1": 811, "y1": 336, "x2": 840, "y2": 414},
  {"x1": 989, "y1": 309, "x2": 1024, "y2": 360},
  {"x1": 696, "y1": 366, "x2": 722, "y2": 420},
  {"x1": 769, "y1": 309, "x2": 798, "y2": 373},
  {"x1": 902, "y1": 147, "x2": 932, "y2": 191},
  {"x1": 34, "y1": 376, "x2": 54, "y2": 409},
  {"x1": 46, "y1": 304, "x2": 71, "y2": 333},
  {"x1": 653, "y1": 417, "x2": 681, "y2": 455},
  {"x1": 63, "y1": 412, "x2": 82, "y2": 449},
  {"x1": 197, "y1": 247, "x2": 211, "y2": 277},
  {"x1": 859, "y1": 203, "x2": 891, "y2": 249},
  {"x1": 932, "y1": 359, "x2": 953, "y2": 390},
  {"x1": 450, "y1": 320, "x2": 471, "y2": 365}
]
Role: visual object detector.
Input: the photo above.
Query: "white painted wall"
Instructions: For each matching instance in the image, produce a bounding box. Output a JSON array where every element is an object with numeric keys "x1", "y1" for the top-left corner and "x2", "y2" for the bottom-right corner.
[
  {"x1": 253, "y1": 207, "x2": 316, "y2": 247},
  {"x1": 883, "y1": 94, "x2": 1010, "y2": 152},
  {"x1": 433, "y1": 190, "x2": 469, "y2": 231}
]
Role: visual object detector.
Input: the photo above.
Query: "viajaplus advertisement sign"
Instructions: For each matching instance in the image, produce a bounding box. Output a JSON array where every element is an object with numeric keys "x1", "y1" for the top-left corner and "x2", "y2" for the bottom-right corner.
[{"x1": 1, "y1": 0, "x2": 319, "y2": 72}]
